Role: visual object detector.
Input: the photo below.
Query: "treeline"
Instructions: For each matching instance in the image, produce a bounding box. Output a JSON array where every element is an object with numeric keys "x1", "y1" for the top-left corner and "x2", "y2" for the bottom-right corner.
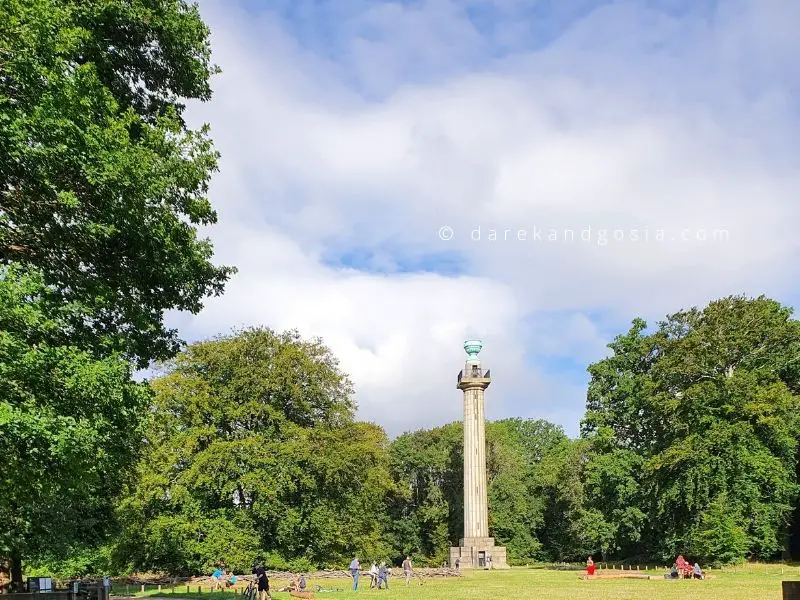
[{"x1": 27, "y1": 295, "x2": 800, "y2": 576}]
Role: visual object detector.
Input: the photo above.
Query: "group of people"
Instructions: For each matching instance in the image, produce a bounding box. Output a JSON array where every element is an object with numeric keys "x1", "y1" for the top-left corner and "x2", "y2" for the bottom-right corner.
[
  {"x1": 348, "y1": 556, "x2": 415, "y2": 590},
  {"x1": 211, "y1": 555, "x2": 417, "y2": 597},
  {"x1": 211, "y1": 567, "x2": 238, "y2": 591},
  {"x1": 585, "y1": 555, "x2": 705, "y2": 580},
  {"x1": 669, "y1": 555, "x2": 704, "y2": 580}
]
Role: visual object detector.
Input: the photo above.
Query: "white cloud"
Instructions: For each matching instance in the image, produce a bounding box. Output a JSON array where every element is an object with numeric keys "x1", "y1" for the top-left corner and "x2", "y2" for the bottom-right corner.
[{"x1": 171, "y1": 0, "x2": 800, "y2": 437}]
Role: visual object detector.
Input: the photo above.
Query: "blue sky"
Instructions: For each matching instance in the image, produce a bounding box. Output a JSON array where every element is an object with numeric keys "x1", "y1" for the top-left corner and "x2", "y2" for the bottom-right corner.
[{"x1": 178, "y1": 0, "x2": 800, "y2": 437}]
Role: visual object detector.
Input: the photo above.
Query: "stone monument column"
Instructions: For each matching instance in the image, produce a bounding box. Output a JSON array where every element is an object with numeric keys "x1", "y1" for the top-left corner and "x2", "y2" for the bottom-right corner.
[{"x1": 449, "y1": 340, "x2": 508, "y2": 569}]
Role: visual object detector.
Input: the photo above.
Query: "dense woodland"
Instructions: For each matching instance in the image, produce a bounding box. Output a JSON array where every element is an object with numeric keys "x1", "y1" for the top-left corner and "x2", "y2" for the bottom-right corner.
[
  {"x1": 2, "y1": 0, "x2": 800, "y2": 585},
  {"x1": 13, "y1": 297, "x2": 800, "y2": 577}
]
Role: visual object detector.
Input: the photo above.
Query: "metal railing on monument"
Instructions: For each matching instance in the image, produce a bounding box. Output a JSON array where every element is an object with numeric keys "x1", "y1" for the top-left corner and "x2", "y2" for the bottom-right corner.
[{"x1": 457, "y1": 367, "x2": 491, "y2": 383}]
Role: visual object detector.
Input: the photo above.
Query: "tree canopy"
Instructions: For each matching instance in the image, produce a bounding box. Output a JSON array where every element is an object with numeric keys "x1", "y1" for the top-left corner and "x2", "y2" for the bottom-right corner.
[
  {"x1": 116, "y1": 328, "x2": 394, "y2": 573},
  {"x1": 1, "y1": 0, "x2": 232, "y2": 584},
  {"x1": 582, "y1": 295, "x2": 800, "y2": 564},
  {"x1": 0, "y1": 267, "x2": 150, "y2": 573},
  {"x1": 0, "y1": 0, "x2": 234, "y2": 366}
]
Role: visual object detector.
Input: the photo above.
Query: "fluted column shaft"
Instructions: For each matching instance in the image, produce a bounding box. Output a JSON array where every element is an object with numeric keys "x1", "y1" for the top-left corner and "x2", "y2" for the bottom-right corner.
[{"x1": 462, "y1": 384, "x2": 488, "y2": 539}]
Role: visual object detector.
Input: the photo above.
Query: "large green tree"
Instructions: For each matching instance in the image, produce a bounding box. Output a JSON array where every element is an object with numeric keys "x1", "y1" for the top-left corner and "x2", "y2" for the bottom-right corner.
[
  {"x1": 0, "y1": 268, "x2": 151, "y2": 584},
  {"x1": 0, "y1": 0, "x2": 233, "y2": 366},
  {"x1": 582, "y1": 295, "x2": 800, "y2": 564},
  {"x1": 1, "y1": 0, "x2": 232, "y2": 583},
  {"x1": 116, "y1": 328, "x2": 395, "y2": 573}
]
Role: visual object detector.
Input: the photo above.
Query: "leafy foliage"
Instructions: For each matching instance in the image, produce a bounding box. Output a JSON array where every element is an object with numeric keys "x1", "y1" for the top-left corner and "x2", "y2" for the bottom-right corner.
[
  {"x1": 117, "y1": 328, "x2": 395, "y2": 573},
  {"x1": 19, "y1": 295, "x2": 800, "y2": 574},
  {"x1": 0, "y1": 0, "x2": 234, "y2": 367},
  {"x1": 0, "y1": 267, "x2": 151, "y2": 564},
  {"x1": 582, "y1": 295, "x2": 800, "y2": 563},
  {"x1": 387, "y1": 418, "x2": 568, "y2": 565}
]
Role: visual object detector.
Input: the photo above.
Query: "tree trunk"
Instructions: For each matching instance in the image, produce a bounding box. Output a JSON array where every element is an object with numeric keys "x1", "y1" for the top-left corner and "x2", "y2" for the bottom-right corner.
[
  {"x1": 10, "y1": 551, "x2": 23, "y2": 592},
  {"x1": 1, "y1": 558, "x2": 9, "y2": 593}
]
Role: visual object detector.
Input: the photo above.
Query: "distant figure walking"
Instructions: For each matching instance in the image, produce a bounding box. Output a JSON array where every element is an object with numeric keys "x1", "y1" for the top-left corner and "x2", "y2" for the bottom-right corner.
[
  {"x1": 349, "y1": 557, "x2": 361, "y2": 591},
  {"x1": 402, "y1": 557, "x2": 413, "y2": 586},
  {"x1": 454, "y1": 558, "x2": 460, "y2": 571},
  {"x1": 586, "y1": 556, "x2": 595, "y2": 576}
]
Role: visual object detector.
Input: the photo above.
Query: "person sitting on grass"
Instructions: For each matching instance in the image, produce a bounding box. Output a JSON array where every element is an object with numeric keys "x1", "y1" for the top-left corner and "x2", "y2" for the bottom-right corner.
[
  {"x1": 692, "y1": 563, "x2": 704, "y2": 580},
  {"x1": 275, "y1": 578, "x2": 295, "y2": 593},
  {"x1": 225, "y1": 572, "x2": 237, "y2": 588},
  {"x1": 675, "y1": 555, "x2": 692, "y2": 578},
  {"x1": 212, "y1": 567, "x2": 223, "y2": 591},
  {"x1": 665, "y1": 566, "x2": 679, "y2": 579}
]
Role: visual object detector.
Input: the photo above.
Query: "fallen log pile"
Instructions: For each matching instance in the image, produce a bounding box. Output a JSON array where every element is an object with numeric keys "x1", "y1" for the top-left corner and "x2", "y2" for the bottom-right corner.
[{"x1": 581, "y1": 572, "x2": 651, "y2": 581}]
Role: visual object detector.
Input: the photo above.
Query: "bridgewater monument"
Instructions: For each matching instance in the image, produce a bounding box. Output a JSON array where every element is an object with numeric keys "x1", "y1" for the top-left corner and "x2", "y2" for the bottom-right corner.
[{"x1": 449, "y1": 340, "x2": 509, "y2": 569}]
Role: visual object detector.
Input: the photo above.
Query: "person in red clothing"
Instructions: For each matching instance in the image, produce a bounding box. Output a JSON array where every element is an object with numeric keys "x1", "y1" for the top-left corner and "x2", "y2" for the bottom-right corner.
[
  {"x1": 675, "y1": 555, "x2": 692, "y2": 578},
  {"x1": 586, "y1": 556, "x2": 596, "y2": 576}
]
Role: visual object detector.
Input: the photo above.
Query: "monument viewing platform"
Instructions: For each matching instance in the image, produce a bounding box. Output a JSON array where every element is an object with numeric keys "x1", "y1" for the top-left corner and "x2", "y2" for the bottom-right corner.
[
  {"x1": 457, "y1": 366, "x2": 491, "y2": 383},
  {"x1": 456, "y1": 365, "x2": 492, "y2": 390}
]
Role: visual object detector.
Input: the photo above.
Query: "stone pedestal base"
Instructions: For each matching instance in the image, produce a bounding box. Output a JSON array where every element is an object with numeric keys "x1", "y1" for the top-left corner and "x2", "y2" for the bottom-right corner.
[{"x1": 449, "y1": 537, "x2": 509, "y2": 569}]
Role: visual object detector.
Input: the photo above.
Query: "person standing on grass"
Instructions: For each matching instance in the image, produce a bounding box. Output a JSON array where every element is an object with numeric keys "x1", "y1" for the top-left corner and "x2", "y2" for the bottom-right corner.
[
  {"x1": 378, "y1": 563, "x2": 389, "y2": 589},
  {"x1": 402, "y1": 556, "x2": 413, "y2": 586},
  {"x1": 586, "y1": 556, "x2": 595, "y2": 576},
  {"x1": 369, "y1": 562, "x2": 378, "y2": 589},
  {"x1": 349, "y1": 557, "x2": 361, "y2": 591},
  {"x1": 253, "y1": 565, "x2": 270, "y2": 600}
]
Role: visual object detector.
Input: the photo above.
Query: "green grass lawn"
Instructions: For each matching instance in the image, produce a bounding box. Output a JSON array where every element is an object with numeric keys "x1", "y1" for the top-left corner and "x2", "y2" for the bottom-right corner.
[{"x1": 122, "y1": 565, "x2": 800, "y2": 600}]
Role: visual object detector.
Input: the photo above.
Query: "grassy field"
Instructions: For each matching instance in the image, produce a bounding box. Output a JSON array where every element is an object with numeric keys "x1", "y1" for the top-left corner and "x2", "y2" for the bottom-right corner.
[{"x1": 123, "y1": 565, "x2": 800, "y2": 600}]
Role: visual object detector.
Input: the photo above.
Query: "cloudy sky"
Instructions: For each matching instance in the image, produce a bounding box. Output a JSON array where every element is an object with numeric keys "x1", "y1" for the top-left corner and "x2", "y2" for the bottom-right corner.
[{"x1": 171, "y1": 0, "x2": 800, "y2": 437}]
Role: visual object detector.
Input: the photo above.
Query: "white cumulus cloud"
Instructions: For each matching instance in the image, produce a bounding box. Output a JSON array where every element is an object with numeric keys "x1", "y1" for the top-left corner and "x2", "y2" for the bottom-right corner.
[{"x1": 167, "y1": 0, "x2": 800, "y2": 437}]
